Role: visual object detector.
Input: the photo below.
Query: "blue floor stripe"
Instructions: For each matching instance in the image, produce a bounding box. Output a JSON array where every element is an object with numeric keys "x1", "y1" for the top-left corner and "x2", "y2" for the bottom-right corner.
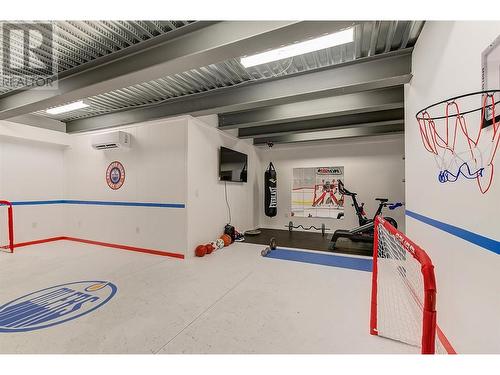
[
  {"x1": 8, "y1": 200, "x2": 185, "y2": 208},
  {"x1": 406, "y1": 210, "x2": 500, "y2": 255},
  {"x1": 265, "y1": 248, "x2": 372, "y2": 272}
]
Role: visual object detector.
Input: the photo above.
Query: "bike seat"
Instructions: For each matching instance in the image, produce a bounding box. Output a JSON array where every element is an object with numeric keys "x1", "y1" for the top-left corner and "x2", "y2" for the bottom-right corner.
[{"x1": 375, "y1": 198, "x2": 389, "y2": 203}]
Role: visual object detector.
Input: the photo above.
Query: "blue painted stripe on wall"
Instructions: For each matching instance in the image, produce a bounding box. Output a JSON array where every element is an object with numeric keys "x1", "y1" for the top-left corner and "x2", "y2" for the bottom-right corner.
[
  {"x1": 266, "y1": 248, "x2": 372, "y2": 272},
  {"x1": 9, "y1": 200, "x2": 185, "y2": 209},
  {"x1": 406, "y1": 210, "x2": 500, "y2": 255},
  {"x1": 11, "y1": 200, "x2": 65, "y2": 206},
  {"x1": 64, "y1": 200, "x2": 185, "y2": 208}
]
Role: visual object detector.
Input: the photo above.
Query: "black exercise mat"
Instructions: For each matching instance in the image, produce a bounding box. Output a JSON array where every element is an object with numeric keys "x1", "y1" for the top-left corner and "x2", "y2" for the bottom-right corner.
[{"x1": 243, "y1": 228, "x2": 373, "y2": 257}]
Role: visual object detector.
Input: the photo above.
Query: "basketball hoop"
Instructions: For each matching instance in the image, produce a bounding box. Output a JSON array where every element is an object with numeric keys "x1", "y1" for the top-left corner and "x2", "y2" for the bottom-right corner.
[{"x1": 416, "y1": 90, "x2": 500, "y2": 194}]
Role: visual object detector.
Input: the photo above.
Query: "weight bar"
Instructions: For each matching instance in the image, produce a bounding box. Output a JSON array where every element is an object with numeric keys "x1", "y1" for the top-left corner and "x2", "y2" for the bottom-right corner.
[{"x1": 285, "y1": 221, "x2": 331, "y2": 236}]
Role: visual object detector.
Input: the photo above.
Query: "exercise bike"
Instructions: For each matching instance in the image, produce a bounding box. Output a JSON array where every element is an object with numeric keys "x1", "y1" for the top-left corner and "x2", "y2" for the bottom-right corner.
[{"x1": 329, "y1": 180, "x2": 401, "y2": 251}]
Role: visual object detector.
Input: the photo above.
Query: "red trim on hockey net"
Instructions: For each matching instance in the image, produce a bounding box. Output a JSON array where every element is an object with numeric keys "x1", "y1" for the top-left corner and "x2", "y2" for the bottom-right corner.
[
  {"x1": 370, "y1": 216, "x2": 379, "y2": 336},
  {"x1": 370, "y1": 216, "x2": 456, "y2": 354},
  {"x1": 0, "y1": 201, "x2": 14, "y2": 253}
]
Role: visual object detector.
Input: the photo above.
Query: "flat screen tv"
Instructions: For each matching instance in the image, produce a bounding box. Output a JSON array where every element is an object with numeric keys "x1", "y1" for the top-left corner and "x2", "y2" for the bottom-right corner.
[{"x1": 219, "y1": 147, "x2": 248, "y2": 182}]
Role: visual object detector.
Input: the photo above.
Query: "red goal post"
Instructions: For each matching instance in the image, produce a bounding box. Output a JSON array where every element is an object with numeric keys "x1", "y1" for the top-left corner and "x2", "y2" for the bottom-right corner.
[
  {"x1": 370, "y1": 216, "x2": 456, "y2": 354},
  {"x1": 0, "y1": 200, "x2": 14, "y2": 253}
]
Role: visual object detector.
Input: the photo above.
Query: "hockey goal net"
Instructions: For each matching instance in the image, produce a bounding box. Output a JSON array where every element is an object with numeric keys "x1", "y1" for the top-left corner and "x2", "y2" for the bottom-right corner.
[
  {"x1": 370, "y1": 216, "x2": 456, "y2": 354},
  {"x1": 0, "y1": 201, "x2": 14, "y2": 253}
]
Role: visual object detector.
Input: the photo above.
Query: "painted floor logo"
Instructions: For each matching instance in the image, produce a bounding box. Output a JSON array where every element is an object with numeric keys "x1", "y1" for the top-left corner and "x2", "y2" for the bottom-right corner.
[{"x1": 0, "y1": 281, "x2": 117, "y2": 332}]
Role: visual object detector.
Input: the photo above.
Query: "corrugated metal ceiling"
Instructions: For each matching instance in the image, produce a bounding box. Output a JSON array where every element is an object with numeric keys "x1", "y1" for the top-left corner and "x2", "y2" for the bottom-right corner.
[
  {"x1": 15, "y1": 21, "x2": 423, "y2": 122},
  {"x1": 0, "y1": 21, "x2": 193, "y2": 97}
]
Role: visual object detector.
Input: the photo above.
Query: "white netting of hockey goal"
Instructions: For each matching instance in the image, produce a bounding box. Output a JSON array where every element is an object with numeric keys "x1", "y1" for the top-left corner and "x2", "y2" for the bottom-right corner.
[{"x1": 370, "y1": 217, "x2": 455, "y2": 354}]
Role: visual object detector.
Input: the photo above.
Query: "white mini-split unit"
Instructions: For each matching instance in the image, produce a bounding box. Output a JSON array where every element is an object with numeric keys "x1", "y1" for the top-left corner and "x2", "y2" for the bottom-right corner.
[{"x1": 91, "y1": 131, "x2": 131, "y2": 150}]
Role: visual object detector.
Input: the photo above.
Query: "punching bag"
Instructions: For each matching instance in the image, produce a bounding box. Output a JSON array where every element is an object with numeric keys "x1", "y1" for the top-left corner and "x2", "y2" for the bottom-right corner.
[{"x1": 264, "y1": 162, "x2": 277, "y2": 217}]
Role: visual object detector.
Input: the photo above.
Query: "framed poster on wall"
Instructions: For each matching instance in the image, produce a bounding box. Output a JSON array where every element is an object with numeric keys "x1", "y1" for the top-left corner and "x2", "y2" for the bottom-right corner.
[{"x1": 291, "y1": 167, "x2": 344, "y2": 219}]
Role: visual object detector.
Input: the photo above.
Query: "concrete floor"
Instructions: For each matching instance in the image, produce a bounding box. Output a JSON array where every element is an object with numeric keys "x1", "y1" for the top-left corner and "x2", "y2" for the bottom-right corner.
[{"x1": 0, "y1": 241, "x2": 417, "y2": 354}]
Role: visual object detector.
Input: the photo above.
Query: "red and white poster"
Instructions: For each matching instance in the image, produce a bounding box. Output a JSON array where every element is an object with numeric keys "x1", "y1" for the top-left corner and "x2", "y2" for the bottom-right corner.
[{"x1": 291, "y1": 166, "x2": 344, "y2": 219}]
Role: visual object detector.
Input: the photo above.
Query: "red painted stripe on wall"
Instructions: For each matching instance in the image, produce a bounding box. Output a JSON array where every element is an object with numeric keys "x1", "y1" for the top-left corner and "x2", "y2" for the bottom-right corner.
[
  {"x1": 11, "y1": 236, "x2": 184, "y2": 259},
  {"x1": 13, "y1": 236, "x2": 66, "y2": 248},
  {"x1": 437, "y1": 325, "x2": 457, "y2": 354},
  {"x1": 64, "y1": 237, "x2": 184, "y2": 259}
]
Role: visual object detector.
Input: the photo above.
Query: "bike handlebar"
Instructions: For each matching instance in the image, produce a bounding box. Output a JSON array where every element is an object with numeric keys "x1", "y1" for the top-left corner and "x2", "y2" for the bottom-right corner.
[
  {"x1": 388, "y1": 202, "x2": 403, "y2": 210},
  {"x1": 338, "y1": 180, "x2": 403, "y2": 211},
  {"x1": 337, "y1": 180, "x2": 355, "y2": 196}
]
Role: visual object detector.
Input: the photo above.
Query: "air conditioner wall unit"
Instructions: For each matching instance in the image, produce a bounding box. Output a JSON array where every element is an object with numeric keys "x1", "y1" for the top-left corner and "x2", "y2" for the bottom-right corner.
[{"x1": 91, "y1": 131, "x2": 131, "y2": 150}]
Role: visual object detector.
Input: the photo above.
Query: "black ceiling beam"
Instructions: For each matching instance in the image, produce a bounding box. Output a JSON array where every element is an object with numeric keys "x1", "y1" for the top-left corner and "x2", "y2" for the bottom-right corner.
[
  {"x1": 253, "y1": 122, "x2": 404, "y2": 145},
  {"x1": 1, "y1": 21, "x2": 356, "y2": 121},
  {"x1": 65, "y1": 48, "x2": 411, "y2": 133},
  {"x1": 219, "y1": 87, "x2": 403, "y2": 130},
  {"x1": 237, "y1": 108, "x2": 404, "y2": 138}
]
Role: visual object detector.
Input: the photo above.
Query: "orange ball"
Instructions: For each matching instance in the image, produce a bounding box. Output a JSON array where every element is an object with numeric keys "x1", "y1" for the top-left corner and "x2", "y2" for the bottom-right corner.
[
  {"x1": 195, "y1": 245, "x2": 207, "y2": 257},
  {"x1": 205, "y1": 243, "x2": 214, "y2": 254},
  {"x1": 220, "y1": 234, "x2": 231, "y2": 247}
]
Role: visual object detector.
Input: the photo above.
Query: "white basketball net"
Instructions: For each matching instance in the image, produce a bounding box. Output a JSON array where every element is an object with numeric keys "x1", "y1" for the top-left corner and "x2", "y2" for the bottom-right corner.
[{"x1": 417, "y1": 92, "x2": 500, "y2": 194}]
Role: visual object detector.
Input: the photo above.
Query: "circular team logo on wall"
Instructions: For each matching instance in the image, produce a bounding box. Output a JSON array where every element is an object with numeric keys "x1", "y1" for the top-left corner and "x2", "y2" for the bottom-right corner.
[
  {"x1": 0, "y1": 281, "x2": 117, "y2": 332},
  {"x1": 106, "y1": 161, "x2": 125, "y2": 190}
]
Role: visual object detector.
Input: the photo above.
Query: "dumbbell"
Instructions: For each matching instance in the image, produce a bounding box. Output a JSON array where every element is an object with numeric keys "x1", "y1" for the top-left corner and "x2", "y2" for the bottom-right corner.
[
  {"x1": 270, "y1": 237, "x2": 276, "y2": 250},
  {"x1": 261, "y1": 237, "x2": 277, "y2": 257}
]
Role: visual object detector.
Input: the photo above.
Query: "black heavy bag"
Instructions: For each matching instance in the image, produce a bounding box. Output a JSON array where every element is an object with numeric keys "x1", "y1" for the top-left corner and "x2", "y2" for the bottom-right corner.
[{"x1": 264, "y1": 162, "x2": 277, "y2": 217}]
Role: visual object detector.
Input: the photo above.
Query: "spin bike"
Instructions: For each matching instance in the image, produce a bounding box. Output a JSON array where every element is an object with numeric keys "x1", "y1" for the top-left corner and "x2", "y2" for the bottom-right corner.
[{"x1": 329, "y1": 181, "x2": 401, "y2": 250}]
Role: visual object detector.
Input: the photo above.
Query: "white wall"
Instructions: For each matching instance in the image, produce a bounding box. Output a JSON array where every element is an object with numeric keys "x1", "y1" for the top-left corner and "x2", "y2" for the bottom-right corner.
[
  {"x1": 406, "y1": 21, "x2": 500, "y2": 353},
  {"x1": 0, "y1": 121, "x2": 67, "y2": 244},
  {"x1": 64, "y1": 117, "x2": 189, "y2": 256},
  {"x1": 186, "y1": 117, "x2": 260, "y2": 256},
  {"x1": 0, "y1": 115, "x2": 260, "y2": 259},
  {"x1": 0, "y1": 120, "x2": 69, "y2": 147},
  {"x1": 257, "y1": 135, "x2": 405, "y2": 234}
]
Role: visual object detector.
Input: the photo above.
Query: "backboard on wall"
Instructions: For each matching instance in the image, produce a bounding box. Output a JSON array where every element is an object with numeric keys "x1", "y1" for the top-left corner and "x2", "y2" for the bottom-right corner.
[
  {"x1": 481, "y1": 34, "x2": 500, "y2": 127},
  {"x1": 291, "y1": 167, "x2": 344, "y2": 219}
]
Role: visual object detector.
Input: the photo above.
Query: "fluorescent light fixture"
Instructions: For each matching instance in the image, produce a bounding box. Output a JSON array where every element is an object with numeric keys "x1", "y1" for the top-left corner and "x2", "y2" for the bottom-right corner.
[
  {"x1": 240, "y1": 28, "x2": 354, "y2": 68},
  {"x1": 46, "y1": 100, "x2": 89, "y2": 115}
]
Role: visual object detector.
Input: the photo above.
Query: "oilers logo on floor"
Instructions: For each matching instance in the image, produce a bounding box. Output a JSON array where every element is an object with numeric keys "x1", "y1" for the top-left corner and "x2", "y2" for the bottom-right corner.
[{"x1": 0, "y1": 281, "x2": 117, "y2": 332}]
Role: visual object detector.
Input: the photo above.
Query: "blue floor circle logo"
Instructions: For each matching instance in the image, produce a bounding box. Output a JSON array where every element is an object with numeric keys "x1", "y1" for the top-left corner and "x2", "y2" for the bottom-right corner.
[{"x1": 0, "y1": 281, "x2": 117, "y2": 332}]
